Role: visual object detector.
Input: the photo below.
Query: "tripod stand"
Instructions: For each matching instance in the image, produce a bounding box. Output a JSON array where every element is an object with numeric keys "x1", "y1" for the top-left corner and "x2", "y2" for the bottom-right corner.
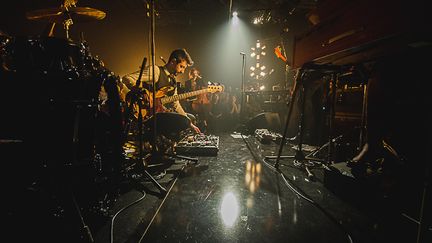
[{"x1": 265, "y1": 64, "x2": 340, "y2": 179}]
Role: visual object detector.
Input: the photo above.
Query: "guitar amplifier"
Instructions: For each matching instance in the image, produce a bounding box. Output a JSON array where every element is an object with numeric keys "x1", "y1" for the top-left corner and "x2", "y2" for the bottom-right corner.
[{"x1": 175, "y1": 134, "x2": 219, "y2": 156}]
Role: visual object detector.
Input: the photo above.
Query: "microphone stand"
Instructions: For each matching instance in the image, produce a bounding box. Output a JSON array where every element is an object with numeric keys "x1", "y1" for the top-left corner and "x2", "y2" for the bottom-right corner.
[
  {"x1": 142, "y1": 2, "x2": 198, "y2": 175},
  {"x1": 146, "y1": 0, "x2": 167, "y2": 195},
  {"x1": 140, "y1": 0, "x2": 197, "y2": 194},
  {"x1": 240, "y1": 52, "x2": 246, "y2": 123}
]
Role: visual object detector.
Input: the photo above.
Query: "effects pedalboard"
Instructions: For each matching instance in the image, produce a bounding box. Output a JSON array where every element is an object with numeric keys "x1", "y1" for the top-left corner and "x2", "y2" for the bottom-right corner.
[{"x1": 175, "y1": 134, "x2": 219, "y2": 156}]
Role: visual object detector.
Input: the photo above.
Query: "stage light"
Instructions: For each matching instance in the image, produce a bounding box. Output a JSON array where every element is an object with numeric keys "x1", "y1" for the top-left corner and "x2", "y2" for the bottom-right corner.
[
  {"x1": 248, "y1": 39, "x2": 270, "y2": 80},
  {"x1": 250, "y1": 66, "x2": 255, "y2": 71},
  {"x1": 259, "y1": 85, "x2": 265, "y2": 90},
  {"x1": 232, "y1": 11, "x2": 238, "y2": 17}
]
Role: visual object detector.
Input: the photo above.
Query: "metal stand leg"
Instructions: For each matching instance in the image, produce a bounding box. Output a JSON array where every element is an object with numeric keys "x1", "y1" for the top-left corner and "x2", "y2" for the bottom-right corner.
[
  {"x1": 265, "y1": 67, "x2": 338, "y2": 180},
  {"x1": 136, "y1": 105, "x2": 167, "y2": 196},
  {"x1": 416, "y1": 169, "x2": 431, "y2": 243}
]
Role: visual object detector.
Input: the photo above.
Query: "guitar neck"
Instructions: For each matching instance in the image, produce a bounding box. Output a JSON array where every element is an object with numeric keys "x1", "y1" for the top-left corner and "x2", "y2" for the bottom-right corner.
[{"x1": 160, "y1": 88, "x2": 209, "y2": 105}]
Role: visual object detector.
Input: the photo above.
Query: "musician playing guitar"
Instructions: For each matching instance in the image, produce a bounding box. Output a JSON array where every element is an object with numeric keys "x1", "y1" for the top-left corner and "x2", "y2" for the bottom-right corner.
[{"x1": 121, "y1": 48, "x2": 201, "y2": 133}]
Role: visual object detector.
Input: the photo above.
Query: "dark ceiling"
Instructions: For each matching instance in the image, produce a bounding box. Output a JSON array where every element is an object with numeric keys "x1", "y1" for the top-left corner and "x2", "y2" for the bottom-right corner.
[
  {"x1": 0, "y1": 0, "x2": 320, "y2": 82},
  {"x1": 154, "y1": 0, "x2": 320, "y2": 26},
  {"x1": 0, "y1": 0, "x2": 319, "y2": 36}
]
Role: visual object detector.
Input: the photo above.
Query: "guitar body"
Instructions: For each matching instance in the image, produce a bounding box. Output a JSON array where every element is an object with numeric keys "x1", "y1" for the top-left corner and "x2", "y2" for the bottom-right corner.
[{"x1": 126, "y1": 88, "x2": 169, "y2": 120}]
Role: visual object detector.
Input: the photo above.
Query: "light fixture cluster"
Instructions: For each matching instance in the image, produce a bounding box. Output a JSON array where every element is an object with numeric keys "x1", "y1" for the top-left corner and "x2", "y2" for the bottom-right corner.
[
  {"x1": 252, "y1": 10, "x2": 272, "y2": 25},
  {"x1": 250, "y1": 40, "x2": 267, "y2": 80}
]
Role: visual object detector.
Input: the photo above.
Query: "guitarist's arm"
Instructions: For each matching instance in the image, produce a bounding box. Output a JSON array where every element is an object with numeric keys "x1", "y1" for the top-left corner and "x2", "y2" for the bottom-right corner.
[
  {"x1": 172, "y1": 100, "x2": 187, "y2": 116},
  {"x1": 171, "y1": 88, "x2": 201, "y2": 133}
]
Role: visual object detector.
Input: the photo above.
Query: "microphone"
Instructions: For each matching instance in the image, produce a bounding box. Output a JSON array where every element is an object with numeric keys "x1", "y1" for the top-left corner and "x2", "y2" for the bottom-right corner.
[
  {"x1": 160, "y1": 56, "x2": 167, "y2": 64},
  {"x1": 197, "y1": 75, "x2": 203, "y2": 79},
  {"x1": 240, "y1": 52, "x2": 246, "y2": 55}
]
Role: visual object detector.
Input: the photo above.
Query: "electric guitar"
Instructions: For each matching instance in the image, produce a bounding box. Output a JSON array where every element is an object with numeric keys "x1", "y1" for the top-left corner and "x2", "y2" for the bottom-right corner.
[{"x1": 128, "y1": 84, "x2": 223, "y2": 119}]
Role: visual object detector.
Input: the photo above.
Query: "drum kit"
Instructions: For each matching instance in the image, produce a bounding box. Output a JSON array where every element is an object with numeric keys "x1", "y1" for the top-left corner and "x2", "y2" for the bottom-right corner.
[
  {"x1": 1, "y1": 3, "x2": 193, "y2": 239},
  {"x1": 1, "y1": 1, "x2": 190, "y2": 187},
  {"x1": 0, "y1": 3, "x2": 123, "y2": 177}
]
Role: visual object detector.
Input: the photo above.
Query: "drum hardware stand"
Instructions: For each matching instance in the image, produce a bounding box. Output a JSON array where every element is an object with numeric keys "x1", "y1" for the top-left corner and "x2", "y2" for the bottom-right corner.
[
  {"x1": 52, "y1": 102, "x2": 97, "y2": 243},
  {"x1": 416, "y1": 167, "x2": 431, "y2": 243},
  {"x1": 122, "y1": 55, "x2": 168, "y2": 196},
  {"x1": 71, "y1": 190, "x2": 94, "y2": 243},
  {"x1": 50, "y1": 172, "x2": 95, "y2": 242},
  {"x1": 265, "y1": 65, "x2": 340, "y2": 180}
]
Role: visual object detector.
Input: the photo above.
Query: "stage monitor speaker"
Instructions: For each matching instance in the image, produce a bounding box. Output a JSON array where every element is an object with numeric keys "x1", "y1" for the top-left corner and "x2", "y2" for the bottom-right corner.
[{"x1": 246, "y1": 112, "x2": 282, "y2": 133}]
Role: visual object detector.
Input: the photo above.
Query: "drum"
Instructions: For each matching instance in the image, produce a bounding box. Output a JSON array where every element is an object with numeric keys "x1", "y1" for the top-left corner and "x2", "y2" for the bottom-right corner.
[
  {"x1": 0, "y1": 36, "x2": 123, "y2": 173},
  {"x1": 2, "y1": 36, "x2": 87, "y2": 72}
]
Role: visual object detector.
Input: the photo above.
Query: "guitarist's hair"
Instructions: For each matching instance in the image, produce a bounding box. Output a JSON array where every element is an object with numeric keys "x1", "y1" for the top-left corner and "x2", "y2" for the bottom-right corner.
[{"x1": 168, "y1": 48, "x2": 194, "y2": 66}]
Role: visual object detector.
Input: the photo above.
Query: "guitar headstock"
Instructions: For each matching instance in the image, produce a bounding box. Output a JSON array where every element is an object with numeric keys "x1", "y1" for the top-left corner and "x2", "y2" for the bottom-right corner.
[
  {"x1": 207, "y1": 84, "x2": 224, "y2": 93},
  {"x1": 274, "y1": 45, "x2": 287, "y2": 63}
]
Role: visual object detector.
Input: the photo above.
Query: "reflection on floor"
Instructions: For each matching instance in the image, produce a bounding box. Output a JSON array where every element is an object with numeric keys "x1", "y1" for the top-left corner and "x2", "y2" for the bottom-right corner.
[{"x1": 4, "y1": 132, "x2": 431, "y2": 243}]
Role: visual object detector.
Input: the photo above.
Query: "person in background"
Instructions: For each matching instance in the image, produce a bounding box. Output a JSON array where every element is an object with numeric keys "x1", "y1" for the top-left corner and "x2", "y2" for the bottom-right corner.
[{"x1": 183, "y1": 67, "x2": 210, "y2": 132}]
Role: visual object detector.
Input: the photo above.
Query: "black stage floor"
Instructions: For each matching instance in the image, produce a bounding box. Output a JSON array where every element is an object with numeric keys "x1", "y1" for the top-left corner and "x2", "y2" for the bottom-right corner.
[{"x1": 4, "y1": 132, "x2": 431, "y2": 243}]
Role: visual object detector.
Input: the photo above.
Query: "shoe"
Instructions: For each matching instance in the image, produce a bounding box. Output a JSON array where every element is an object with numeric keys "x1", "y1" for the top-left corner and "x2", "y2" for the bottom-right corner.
[{"x1": 348, "y1": 160, "x2": 368, "y2": 178}]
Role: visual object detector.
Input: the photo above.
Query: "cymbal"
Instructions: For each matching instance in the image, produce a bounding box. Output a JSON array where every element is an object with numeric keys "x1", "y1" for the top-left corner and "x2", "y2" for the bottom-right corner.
[{"x1": 26, "y1": 6, "x2": 106, "y2": 23}]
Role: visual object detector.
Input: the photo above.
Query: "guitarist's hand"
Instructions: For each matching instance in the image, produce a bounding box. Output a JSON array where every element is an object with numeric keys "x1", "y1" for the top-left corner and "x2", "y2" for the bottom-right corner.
[{"x1": 190, "y1": 123, "x2": 201, "y2": 133}]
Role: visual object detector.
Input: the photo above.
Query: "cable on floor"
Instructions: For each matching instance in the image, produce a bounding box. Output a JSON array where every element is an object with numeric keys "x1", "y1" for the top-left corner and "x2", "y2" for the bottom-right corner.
[
  {"x1": 110, "y1": 191, "x2": 147, "y2": 243},
  {"x1": 241, "y1": 133, "x2": 354, "y2": 243}
]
